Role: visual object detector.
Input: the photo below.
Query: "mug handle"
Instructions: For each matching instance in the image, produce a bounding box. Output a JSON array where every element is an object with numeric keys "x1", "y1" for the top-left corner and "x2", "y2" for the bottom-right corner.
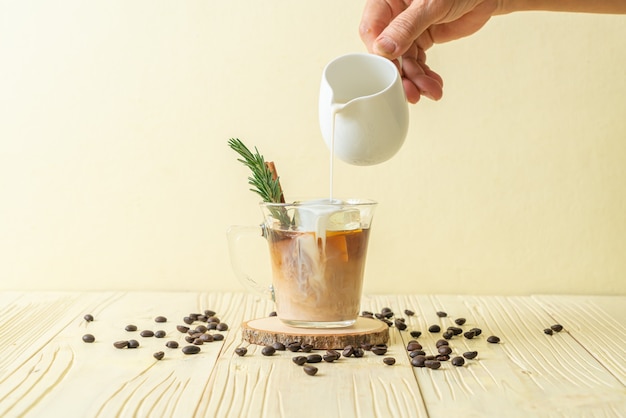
[{"x1": 226, "y1": 225, "x2": 274, "y2": 300}]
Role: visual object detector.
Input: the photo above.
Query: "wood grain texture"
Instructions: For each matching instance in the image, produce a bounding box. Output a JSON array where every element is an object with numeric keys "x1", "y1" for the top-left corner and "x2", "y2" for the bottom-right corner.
[{"x1": 0, "y1": 292, "x2": 624, "y2": 418}]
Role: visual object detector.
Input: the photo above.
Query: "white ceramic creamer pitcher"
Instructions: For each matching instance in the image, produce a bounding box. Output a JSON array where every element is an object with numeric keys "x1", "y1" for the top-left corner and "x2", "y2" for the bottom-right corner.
[{"x1": 319, "y1": 53, "x2": 409, "y2": 166}]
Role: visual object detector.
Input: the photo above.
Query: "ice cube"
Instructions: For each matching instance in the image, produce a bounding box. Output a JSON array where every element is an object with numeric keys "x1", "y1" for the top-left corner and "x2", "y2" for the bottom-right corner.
[{"x1": 327, "y1": 209, "x2": 360, "y2": 231}]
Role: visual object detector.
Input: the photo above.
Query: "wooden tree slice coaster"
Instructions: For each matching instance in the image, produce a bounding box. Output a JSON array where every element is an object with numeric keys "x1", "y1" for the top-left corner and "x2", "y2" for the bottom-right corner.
[{"x1": 241, "y1": 316, "x2": 389, "y2": 349}]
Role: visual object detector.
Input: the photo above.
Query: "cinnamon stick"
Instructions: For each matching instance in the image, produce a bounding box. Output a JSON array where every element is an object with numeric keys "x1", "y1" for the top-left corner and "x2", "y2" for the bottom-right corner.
[{"x1": 265, "y1": 161, "x2": 285, "y2": 203}]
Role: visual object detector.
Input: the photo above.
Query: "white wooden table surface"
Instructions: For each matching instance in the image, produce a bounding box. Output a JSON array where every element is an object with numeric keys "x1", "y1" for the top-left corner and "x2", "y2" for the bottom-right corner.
[{"x1": 0, "y1": 292, "x2": 624, "y2": 418}]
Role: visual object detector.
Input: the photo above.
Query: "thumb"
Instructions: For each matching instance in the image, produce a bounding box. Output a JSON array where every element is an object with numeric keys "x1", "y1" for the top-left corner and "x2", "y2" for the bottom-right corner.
[{"x1": 373, "y1": 2, "x2": 434, "y2": 59}]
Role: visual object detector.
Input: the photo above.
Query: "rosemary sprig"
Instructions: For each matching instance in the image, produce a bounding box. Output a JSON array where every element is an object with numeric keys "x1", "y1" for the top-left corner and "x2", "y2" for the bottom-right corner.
[
  {"x1": 228, "y1": 138, "x2": 290, "y2": 227},
  {"x1": 228, "y1": 138, "x2": 284, "y2": 203}
]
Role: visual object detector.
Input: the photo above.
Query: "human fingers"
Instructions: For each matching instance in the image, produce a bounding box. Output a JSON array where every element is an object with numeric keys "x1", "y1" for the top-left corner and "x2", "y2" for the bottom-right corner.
[
  {"x1": 400, "y1": 44, "x2": 443, "y2": 102},
  {"x1": 359, "y1": 0, "x2": 395, "y2": 52}
]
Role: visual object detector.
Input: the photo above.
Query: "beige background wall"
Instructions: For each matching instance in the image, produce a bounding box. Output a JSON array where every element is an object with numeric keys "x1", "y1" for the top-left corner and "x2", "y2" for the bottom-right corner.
[{"x1": 1, "y1": 1, "x2": 625, "y2": 295}]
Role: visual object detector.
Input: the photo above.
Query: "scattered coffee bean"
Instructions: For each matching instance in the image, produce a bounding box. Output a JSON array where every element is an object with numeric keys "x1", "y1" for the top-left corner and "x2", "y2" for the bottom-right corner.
[
  {"x1": 438, "y1": 346, "x2": 452, "y2": 355},
  {"x1": 306, "y1": 354, "x2": 323, "y2": 363},
  {"x1": 212, "y1": 333, "x2": 224, "y2": 341},
  {"x1": 207, "y1": 323, "x2": 218, "y2": 330},
  {"x1": 182, "y1": 345, "x2": 201, "y2": 355},
  {"x1": 454, "y1": 318, "x2": 466, "y2": 325},
  {"x1": 303, "y1": 365, "x2": 318, "y2": 376},
  {"x1": 381, "y1": 307, "x2": 394, "y2": 318},
  {"x1": 361, "y1": 310, "x2": 374, "y2": 316},
  {"x1": 375, "y1": 313, "x2": 384, "y2": 320},
  {"x1": 404, "y1": 309, "x2": 415, "y2": 316},
  {"x1": 383, "y1": 357, "x2": 396, "y2": 365},
  {"x1": 197, "y1": 315, "x2": 208, "y2": 322},
  {"x1": 448, "y1": 326, "x2": 463, "y2": 335},
  {"x1": 154, "y1": 330, "x2": 166, "y2": 338},
  {"x1": 463, "y1": 351, "x2": 478, "y2": 359},
  {"x1": 371, "y1": 345, "x2": 388, "y2": 355},
  {"x1": 153, "y1": 351, "x2": 165, "y2": 360},
  {"x1": 194, "y1": 325, "x2": 208, "y2": 333},
  {"x1": 154, "y1": 316, "x2": 167, "y2": 323},
  {"x1": 300, "y1": 344, "x2": 313, "y2": 353},
  {"x1": 425, "y1": 355, "x2": 436, "y2": 360},
  {"x1": 551, "y1": 324, "x2": 563, "y2": 332},
  {"x1": 436, "y1": 311, "x2": 447, "y2": 318},
  {"x1": 464, "y1": 331, "x2": 476, "y2": 340},
  {"x1": 113, "y1": 340, "x2": 129, "y2": 349},
  {"x1": 200, "y1": 334, "x2": 214, "y2": 342},
  {"x1": 411, "y1": 355, "x2": 426, "y2": 367},
  {"x1": 287, "y1": 342, "x2": 301, "y2": 352},
  {"x1": 487, "y1": 335, "x2": 500, "y2": 344},
  {"x1": 216, "y1": 323, "x2": 229, "y2": 331},
  {"x1": 544, "y1": 328, "x2": 554, "y2": 335},
  {"x1": 176, "y1": 325, "x2": 190, "y2": 333},
  {"x1": 84, "y1": 314, "x2": 94, "y2": 322},
  {"x1": 204, "y1": 309, "x2": 216, "y2": 317},
  {"x1": 82, "y1": 334, "x2": 95, "y2": 343},
  {"x1": 183, "y1": 316, "x2": 194, "y2": 325},
  {"x1": 140, "y1": 330, "x2": 154, "y2": 338},
  {"x1": 410, "y1": 331, "x2": 422, "y2": 338},
  {"x1": 435, "y1": 339, "x2": 449, "y2": 348},
  {"x1": 409, "y1": 350, "x2": 426, "y2": 358},
  {"x1": 261, "y1": 346, "x2": 276, "y2": 356},
  {"x1": 234, "y1": 347, "x2": 247, "y2": 357},
  {"x1": 382, "y1": 319, "x2": 393, "y2": 327},
  {"x1": 469, "y1": 327, "x2": 482, "y2": 336},
  {"x1": 193, "y1": 338, "x2": 204, "y2": 345},
  {"x1": 128, "y1": 339, "x2": 140, "y2": 348},
  {"x1": 425, "y1": 360, "x2": 441, "y2": 369},
  {"x1": 292, "y1": 356, "x2": 307, "y2": 365},
  {"x1": 323, "y1": 350, "x2": 340, "y2": 362},
  {"x1": 360, "y1": 343, "x2": 373, "y2": 351},
  {"x1": 207, "y1": 316, "x2": 220, "y2": 324},
  {"x1": 272, "y1": 342, "x2": 286, "y2": 351},
  {"x1": 442, "y1": 331, "x2": 454, "y2": 340},
  {"x1": 407, "y1": 341, "x2": 422, "y2": 351},
  {"x1": 436, "y1": 355, "x2": 450, "y2": 361},
  {"x1": 428, "y1": 324, "x2": 441, "y2": 333},
  {"x1": 353, "y1": 347, "x2": 365, "y2": 358},
  {"x1": 184, "y1": 336, "x2": 194, "y2": 343},
  {"x1": 189, "y1": 313, "x2": 199, "y2": 321},
  {"x1": 165, "y1": 341, "x2": 179, "y2": 349},
  {"x1": 394, "y1": 319, "x2": 407, "y2": 330},
  {"x1": 451, "y1": 356, "x2": 465, "y2": 366},
  {"x1": 342, "y1": 346, "x2": 355, "y2": 357},
  {"x1": 125, "y1": 324, "x2": 138, "y2": 332}
]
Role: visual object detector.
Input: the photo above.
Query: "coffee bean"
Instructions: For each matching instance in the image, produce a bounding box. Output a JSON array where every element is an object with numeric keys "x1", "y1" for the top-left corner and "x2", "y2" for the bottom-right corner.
[
  {"x1": 269, "y1": 311, "x2": 277, "y2": 317},
  {"x1": 272, "y1": 342, "x2": 286, "y2": 351},
  {"x1": 436, "y1": 311, "x2": 447, "y2": 318},
  {"x1": 382, "y1": 319, "x2": 393, "y2": 327},
  {"x1": 128, "y1": 339, "x2": 139, "y2": 348},
  {"x1": 154, "y1": 316, "x2": 167, "y2": 323},
  {"x1": 125, "y1": 324, "x2": 138, "y2": 332},
  {"x1": 425, "y1": 360, "x2": 441, "y2": 369},
  {"x1": 360, "y1": 343, "x2": 373, "y2": 351},
  {"x1": 451, "y1": 356, "x2": 465, "y2": 366},
  {"x1": 409, "y1": 350, "x2": 426, "y2": 358},
  {"x1": 84, "y1": 314, "x2": 94, "y2": 322},
  {"x1": 234, "y1": 347, "x2": 247, "y2": 357},
  {"x1": 154, "y1": 330, "x2": 166, "y2": 338},
  {"x1": 194, "y1": 325, "x2": 208, "y2": 333},
  {"x1": 185, "y1": 335, "x2": 194, "y2": 343},
  {"x1": 286, "y1": 342, "x2": 301, "y2": 352},
  {"x1": 212, "y1": 333, "x2": 224, "y2": 341},
  {"x1": 140, "y1": 330, "x2": 155, "y2": 338},
  {"x1": 292, "y1": 356, "x2": 307, "y2": 365},
  {"x1": 303, "y1": 365, "x2": 318, "y2": 376},
  {"x1": 261, "y1": 346, "x2": 276, "y2": 356},
  {"x1": 371, "y1": 346, "x2": 387, "y2": 355},
  {"x1": 411, "y1": 355, "x2": 426, "y2": 367},
  {"x1": 183, "y1": 316, "x2": 194, "y2": 325},
  {"x1": 361, "y1": 310, "x2": 374, "y2": 316},
  {"x1": 207, "y1": 316, "x2": 220, "y2": 324},
  {"x1": 207, "y1": 323, "x2": 218, "y2": 330},
  {"x1": 381, "y1": 307, "x2": 394, "y2": 318},
  {"x1": 82, "y1": 334, "x2": 95, "y2": 343},
  {"x1": 435, "y1": 339, "x2": 449, "y2": 348},
  {"x1": 189, "y1": 313, "x2": 199, "y2": 321},
  {"x1": 438, "y1": 346, "x2": 452, "y2": 356},
  {"x1": 463, "y1": 351, "x2": 478, "y2": 359},
  {"x1": 470, "y1": 327, "x2": 482, "y2": 336},
  {"x1": 406, "y1": 341, "x2": 422, "y2": 351},
  {"x1": 454, "y1": 318, "x2": 466, "y2": 325},
  {"x1": 487, "y1": 335, "x2": 500, "y2": 344},
  {"x1": 353, "y1": 347, "x2": 365, "y2": 358},
  {"x1": 216, "y1": 323, "x2": 229, "y2": 331},
  {"x1": 204, "y1": 309, "x2": 216, "y2": 317},
  {"x1": 551, "y1": 324, "x2": 563, "y2": 332},
  {"x1": 428, "y1": 325, "x2": 441, "y2": 333},
  {"x1": 436, "y1": 354, "x2": 450, "y2": 361},
  {"x1": 404, "y1": 309, "x2": 415, "y2": 316},
  {"x1": 200, "y1": 334, "x2": 213, "y2": 342},
  {"x1": 113, "y1": 340, "x2": 129, "y2": 349},
  {"x1": 323, "y1": 353, "x2": 339, "y2": 362},
  {"x1": 182, "y1": 345, "x2": 201, "y2": 355},
  {"x1": 153, "y1": 351, "x2": 165, "y2": 360},
  {"x1": 410, "y1": 331, "x2": 422, "y2": 338},
  {"x1": 342, "y1": 346, "x2": 355, "y2": 357},
  {"x1": 383, "y1": 357, "x2": 396, "y2": 365},
  {"x1": 463, "y1": 331, "x2": 476, "y2": 340},
  {"x1": 176, "y1": 325, "x2": 190, "y2": 333},
  {"x1": 165, "y1": 341, "x2": 179, "y2": 349},
  {"x1": 193, "y1": 338, "x2": 204, "y2": 345},
  {"x1": 425, "y1": 355, "x2": 436, "y2": 360},
  {"x1": 448, "y1": 326, "x2": 463, "y2": 335},
  {"x1": 394, "y1": 319, "x2": 408, "y2": 330},
  {"x1": 544, "y1": 328, "x2": 554, "y2": 335},
  {"x1": 442, "y1": 331, "x2": 454, "y2": 340},
  {"x1": 301, "y1": 344, "x2": 313, "y2": 353}
]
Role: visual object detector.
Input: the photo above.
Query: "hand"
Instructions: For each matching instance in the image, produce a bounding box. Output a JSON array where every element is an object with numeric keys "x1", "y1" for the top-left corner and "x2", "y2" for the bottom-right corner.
[{"x1": 359, "y1": 0, "x2": 499, "y2": 103}]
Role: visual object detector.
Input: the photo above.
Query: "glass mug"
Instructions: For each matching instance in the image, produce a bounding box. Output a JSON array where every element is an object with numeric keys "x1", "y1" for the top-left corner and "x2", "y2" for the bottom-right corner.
[{"x1": 227, "y1": 199, "x2": 376, "y2": 328}]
